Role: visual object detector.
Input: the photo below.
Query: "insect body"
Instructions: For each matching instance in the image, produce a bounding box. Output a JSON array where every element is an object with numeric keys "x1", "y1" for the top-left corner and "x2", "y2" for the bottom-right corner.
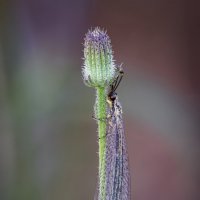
[{"x1": 105, "y1": 67, "x2": 131, "y2": 200}]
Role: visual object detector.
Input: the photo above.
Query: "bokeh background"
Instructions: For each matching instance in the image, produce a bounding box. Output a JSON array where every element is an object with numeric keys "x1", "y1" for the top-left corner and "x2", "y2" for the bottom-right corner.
[{"x1": 0, "y1": 0, "x2": 199, "y2": 200}]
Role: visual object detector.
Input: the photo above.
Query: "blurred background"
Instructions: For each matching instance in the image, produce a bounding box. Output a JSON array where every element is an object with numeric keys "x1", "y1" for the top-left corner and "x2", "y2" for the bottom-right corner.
[{"x1": 0, "y1": 0, "x2": 199, "y2": 200}]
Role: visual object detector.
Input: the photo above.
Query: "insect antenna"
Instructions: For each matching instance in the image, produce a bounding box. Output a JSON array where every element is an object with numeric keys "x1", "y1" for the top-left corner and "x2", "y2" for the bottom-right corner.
[{"x1": 111, "y1": 68, "x2": 124, "y2": 93}]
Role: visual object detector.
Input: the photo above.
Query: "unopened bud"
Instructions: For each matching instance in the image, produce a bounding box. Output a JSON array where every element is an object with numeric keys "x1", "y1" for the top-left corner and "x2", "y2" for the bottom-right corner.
[{"x1": 82, "y1": 27, "x2": 116, "y2": 88}]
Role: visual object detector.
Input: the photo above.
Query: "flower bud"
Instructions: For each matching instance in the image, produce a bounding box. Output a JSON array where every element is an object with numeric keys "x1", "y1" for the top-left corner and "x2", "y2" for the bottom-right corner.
[{"x1": 82, "y1": 27, "x2": 116, "y2": 88}]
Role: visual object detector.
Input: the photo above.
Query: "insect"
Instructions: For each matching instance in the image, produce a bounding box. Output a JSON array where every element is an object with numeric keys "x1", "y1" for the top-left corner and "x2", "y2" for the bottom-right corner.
[{"x1": 105, "y1": 66, "x2": 131, "y2": 200}]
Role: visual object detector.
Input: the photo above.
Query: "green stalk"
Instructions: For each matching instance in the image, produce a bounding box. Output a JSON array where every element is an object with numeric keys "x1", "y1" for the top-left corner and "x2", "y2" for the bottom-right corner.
[{"x1": 96, "y1": 87, "x2": 107, "y2": 200}]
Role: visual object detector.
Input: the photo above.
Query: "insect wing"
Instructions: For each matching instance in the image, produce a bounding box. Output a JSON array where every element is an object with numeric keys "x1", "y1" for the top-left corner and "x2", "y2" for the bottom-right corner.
[{"x1": 105, "y1": 98, "x2": 130, "y2": 200}]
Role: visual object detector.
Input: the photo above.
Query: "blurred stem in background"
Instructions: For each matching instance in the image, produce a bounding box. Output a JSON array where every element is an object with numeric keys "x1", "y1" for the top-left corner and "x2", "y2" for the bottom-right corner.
[{"x1": 0, "y1": 1, "x2": 38, "y2": 199}]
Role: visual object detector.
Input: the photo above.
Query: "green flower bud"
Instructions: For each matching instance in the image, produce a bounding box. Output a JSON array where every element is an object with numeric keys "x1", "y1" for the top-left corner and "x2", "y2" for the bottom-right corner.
[{"x1": 82, "y1": 27, "x2": 116, "y2": 88}]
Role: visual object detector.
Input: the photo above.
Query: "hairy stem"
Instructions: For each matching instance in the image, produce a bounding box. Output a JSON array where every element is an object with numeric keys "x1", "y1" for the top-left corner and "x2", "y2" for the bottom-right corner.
[{"x1": 96, "y1": 87, "x2": 107, "y2": 200}]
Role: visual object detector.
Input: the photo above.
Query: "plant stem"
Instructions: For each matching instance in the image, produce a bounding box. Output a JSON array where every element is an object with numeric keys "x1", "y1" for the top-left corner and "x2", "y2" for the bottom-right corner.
[{"x1": 96, "y1": 87, "x2": 107, "y2": 200}]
